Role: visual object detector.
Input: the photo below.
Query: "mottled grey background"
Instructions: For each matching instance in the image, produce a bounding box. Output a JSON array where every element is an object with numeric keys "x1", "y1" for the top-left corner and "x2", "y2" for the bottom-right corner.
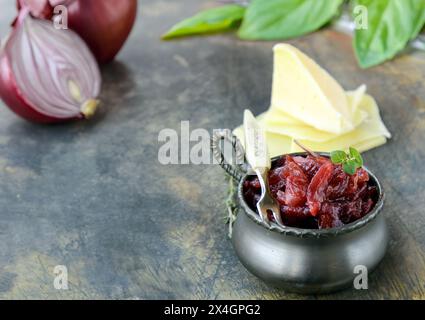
[{"x1": 0, "y1": 0, "x2": 424, "y2": 299}]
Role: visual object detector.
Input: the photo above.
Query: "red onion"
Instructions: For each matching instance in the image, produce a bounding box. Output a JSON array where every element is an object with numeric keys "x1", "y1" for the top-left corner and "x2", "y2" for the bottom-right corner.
[
  {"x1": 0, "y1": 9, "x2": 101, "y2": 123},
  {"x1": 17, "y1": 0, "x2": 53, "y2": 19},
  {"x1": 19, "y1": 0, "x2": 138, "y2": 64}
]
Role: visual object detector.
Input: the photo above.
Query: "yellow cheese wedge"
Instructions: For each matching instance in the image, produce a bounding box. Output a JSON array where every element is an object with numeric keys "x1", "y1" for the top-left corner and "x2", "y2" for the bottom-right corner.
[
  {"x1": 348, "y1": 84, "x2": 369, "y2": 126},
  {"x1": 266, "y1": 85, "x2": 366, "y2": 127},
  {"x1": 234, "y1": 128, "x2": 293, "y2": 158},
  {"x1": 352, "y1": 136, "x2": 388, "y2": 153},
  {"x1": 271, "y1": 44, "x2": 355, "y2": 134},
  {"x1": 265, "y1": 121, "x2": 338, "y2": 142},
  {"x1": 233, "y1": 94, "x2": 390, "y2": 157},
  {"x1": 261, "y1": 133, "x2": 292, "y2": 158},
  {"x1": 263, "y1": 86, "x2": 369, "y2": 142},
  {"x1": 349, "y1": 84, "x2": 366, "y2": 114},
  {"x1": 233, "y1": 44, "x2": 391, "y2": 158},
  {"x1": 233, "y1": 113, "x2": 293, "y2": 158},
  {"x1": 290, "y1": 94, "x2": 391, "y2": 153}
]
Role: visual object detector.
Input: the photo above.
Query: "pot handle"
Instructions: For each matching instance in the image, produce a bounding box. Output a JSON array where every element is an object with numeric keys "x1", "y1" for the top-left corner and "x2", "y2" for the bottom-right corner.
[{"x1": 211, "y1": 130, "x2": 247, "y2": 182}]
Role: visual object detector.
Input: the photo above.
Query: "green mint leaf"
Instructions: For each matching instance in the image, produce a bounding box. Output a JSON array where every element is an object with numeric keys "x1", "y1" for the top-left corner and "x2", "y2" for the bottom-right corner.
[
  {"x1": 330, "y1": 150, "x2": 347, "y2": 164},
  {"x1": 349, "y1": 147, "x2": 363, "y2": 167},
  {"x1": 331, "y1": 147, "x2": 363, "y2": 175},
  {"x1": 162, "y1": 5, "x2": 246, "y2": 40},
  {"x1": 343, "y1": 162, "x2": 357, "y2": 176},
  {"x1": 238, "y1": 0, "x2": 344, "y2": 40},
  {"x1": 354, "y1": 0, "x2": 425, "y2": 68}
]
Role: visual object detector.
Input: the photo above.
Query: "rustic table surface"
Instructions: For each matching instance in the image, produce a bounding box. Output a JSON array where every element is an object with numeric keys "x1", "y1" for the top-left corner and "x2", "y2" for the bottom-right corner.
[{"x1": 0, "y1": 0, "x2": 424, "y2": 300}]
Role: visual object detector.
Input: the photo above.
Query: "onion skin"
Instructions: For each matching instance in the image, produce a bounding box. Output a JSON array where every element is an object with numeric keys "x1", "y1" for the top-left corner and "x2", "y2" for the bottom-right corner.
[
  {"x1": 65, "y1": 0, "x2": 138, "y2": 64},
  {"x1": 0, "y1": 11, "x2": 101, "y2": 124},
  {"x1": 17, "y1": 0, "x2": 53, "y2": 20},
  {"x1": 19, "y1": 0, "x2": 138, "y2": 64}
]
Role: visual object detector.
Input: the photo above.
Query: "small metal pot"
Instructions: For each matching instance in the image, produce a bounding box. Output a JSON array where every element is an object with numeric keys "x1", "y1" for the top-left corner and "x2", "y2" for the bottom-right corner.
[{"x1": 212, "y1": 131, "x2": 389, "y2": 294}]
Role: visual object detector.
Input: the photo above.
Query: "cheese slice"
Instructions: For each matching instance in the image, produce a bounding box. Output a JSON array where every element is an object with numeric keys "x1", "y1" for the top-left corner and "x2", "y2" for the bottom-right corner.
[
  {"x1": 352, "y1": 136, "x2": 388, "y2": 153},
  {"x1": 232, "y1": 44, "x2": 391, "y2": 158},
  {"x1": 348, "y1": 84, "x2": 369, "y2": 126},
  {"x1": 233, "y1": 113, "x2": 292, "y2": 158},
  {"x1": 289, "y1": 94, "x2": 391, "y2": 153},
  {"x1": 265, "y1": 121, "x2": 338, "y2": 142},
  {"x1": 349, "y1": 84, "x2": 366, "y2": 114},
  {"x1": 271, "y1": 44, "x2": 355, "y2": 134},
  {"x1": 266, "y1": 85, "x2": 366, "y2": 127},
  {"x1": 234, "y1": 94, "x2": 390, "y2": 157},
  {"x1": 263, "y1": 86, "x2": 369, "y2": 142}
]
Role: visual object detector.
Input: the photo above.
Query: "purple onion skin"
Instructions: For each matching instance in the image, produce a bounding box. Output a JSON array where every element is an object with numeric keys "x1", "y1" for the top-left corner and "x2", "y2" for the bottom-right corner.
[
  {"x1": 20, "y1": 0, "x2": 138, "y2": 64},
  {"x1": 0, "y1": 10, "x2": 101, "y2": 124},
  {"x1": 64, "y1": 0, "x2": 138, "y2": 64},
  {"x1": 17, "y1": 0, "x2": 54, "y2": 20},
  {"x1": 58, "y1": 0, "x2": 137, "y2": 64}
]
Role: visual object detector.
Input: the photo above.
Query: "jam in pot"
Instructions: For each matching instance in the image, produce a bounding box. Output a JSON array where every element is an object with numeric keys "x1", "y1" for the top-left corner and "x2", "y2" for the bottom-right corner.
[{"x1": 243, "y1": 154, "x2": 378, "y2": 229}]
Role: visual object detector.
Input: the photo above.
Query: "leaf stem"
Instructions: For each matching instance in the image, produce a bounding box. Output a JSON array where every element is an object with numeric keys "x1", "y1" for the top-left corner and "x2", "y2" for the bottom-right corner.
[
  {"x1": 225, "y1": 175, "x2": 239, "y2": 238},
  {"x1": 293, "y1": 140, "x2": 320, "y2": 157}
]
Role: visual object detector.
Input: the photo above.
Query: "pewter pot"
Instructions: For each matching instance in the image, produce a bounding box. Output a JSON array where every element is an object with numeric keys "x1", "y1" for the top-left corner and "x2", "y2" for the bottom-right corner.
[{"x1": 212, "y1": 132, "x2": 389, "y2": 294}]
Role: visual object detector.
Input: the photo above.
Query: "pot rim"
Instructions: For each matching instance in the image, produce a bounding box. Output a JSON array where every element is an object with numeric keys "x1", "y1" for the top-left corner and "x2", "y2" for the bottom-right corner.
[{"x1": 237, "y1": 152, "x2": 385, "y2": 238}]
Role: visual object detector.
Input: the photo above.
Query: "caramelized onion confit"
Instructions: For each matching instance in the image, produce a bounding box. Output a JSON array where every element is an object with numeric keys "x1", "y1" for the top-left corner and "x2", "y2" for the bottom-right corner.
[{"x1": 243, "y1": 154, "x2": 378, "y2": 229}]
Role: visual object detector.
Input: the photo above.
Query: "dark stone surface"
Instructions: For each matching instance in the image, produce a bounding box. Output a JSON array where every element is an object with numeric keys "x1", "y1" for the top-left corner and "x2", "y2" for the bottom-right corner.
[{"x1": 0, "y1": 0, "x2": 424, "y2": 299}]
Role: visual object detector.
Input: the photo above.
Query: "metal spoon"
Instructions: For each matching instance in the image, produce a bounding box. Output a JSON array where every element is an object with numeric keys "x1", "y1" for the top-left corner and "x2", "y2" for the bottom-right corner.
[{"x1": 243, "y1": 110, "x2": 283, "y2": 227}]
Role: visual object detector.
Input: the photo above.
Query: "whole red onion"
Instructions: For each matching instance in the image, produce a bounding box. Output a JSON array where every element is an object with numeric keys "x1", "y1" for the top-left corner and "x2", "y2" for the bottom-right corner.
[
  {"x1": 0, "y1": 9, "x2": 101, "y2": 123},
  {"x1": 19, "y1": 0, "x2": 138, "y2": 64}
]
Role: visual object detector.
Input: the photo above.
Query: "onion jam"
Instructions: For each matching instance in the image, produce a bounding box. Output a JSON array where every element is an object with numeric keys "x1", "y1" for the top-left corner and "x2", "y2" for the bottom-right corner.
[{"x1": 243, "y1": 155, "x2": 378, "y2": 229}]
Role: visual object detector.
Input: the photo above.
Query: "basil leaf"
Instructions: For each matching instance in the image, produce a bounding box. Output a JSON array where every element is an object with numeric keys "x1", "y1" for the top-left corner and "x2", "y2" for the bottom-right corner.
[
  {"x1": 330, "y1": 150, "x2": 347, "y2": 164},
  {"x1": 238, "y1": 0, "x2": 344, "y2": 40},
  {"x1": 162, "y1": 5, "x2": 246, "y2": 40},
  {"x1": 343, "y1": 162, "x2": 357, "y2": 176},
  {"x1": 354, "y1": 0, "x2": 425, "y2": 68},
  {"x1": 349, "y1": 147, "x2": 363, "y2": 167}
]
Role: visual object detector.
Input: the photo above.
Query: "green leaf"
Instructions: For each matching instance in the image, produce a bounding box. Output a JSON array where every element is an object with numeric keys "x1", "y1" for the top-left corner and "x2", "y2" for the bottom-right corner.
[
  {"x1": 349, "y1": 147, "x2": 363, "y2": 167},
  {"x1": 238, "y1": 0, "x2": 344, "y2": 40},
  {"x1": 343, "y1": 162, "x2": 357, "y2": 175},
  {"x1": 330, "y1": 150, "x2": 347, "y2": 164},
  {"x1": 162, "y1": 5, "x2": 246, "y2": 40},
  {"x1": 354, "y1": 0, "x2": 425, "y2": 68}
]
